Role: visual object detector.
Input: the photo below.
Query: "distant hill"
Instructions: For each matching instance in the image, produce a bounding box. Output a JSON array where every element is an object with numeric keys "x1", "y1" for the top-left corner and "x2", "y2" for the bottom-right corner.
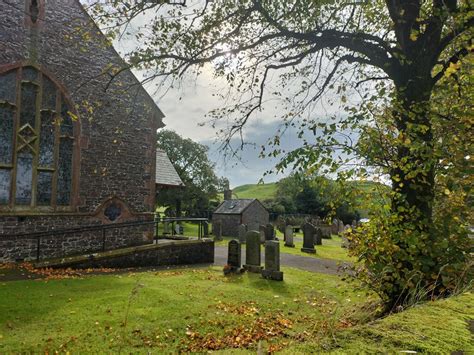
[
  {"x1": 230, "y1": 180, "x2": 390, "y2": 217},
  {"x1": 231, "y1": 183, "x2": 278, "y2": 200}
]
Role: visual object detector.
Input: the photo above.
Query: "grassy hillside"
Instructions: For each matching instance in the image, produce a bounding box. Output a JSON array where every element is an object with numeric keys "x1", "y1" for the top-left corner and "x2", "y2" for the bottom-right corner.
[
  {"x1": 231, "y1": 180, "x2": 389, "y2": 217},
  {"x1": 232, "y1": 182, "x2": 278, "y2": 200}
]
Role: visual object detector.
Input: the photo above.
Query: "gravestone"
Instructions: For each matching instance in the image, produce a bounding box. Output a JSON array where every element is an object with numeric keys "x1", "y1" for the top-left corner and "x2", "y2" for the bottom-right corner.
[
  {"x1": 265, "y1": 223, "x2": 275, "y2": 241},
  {"x1": 261, "y1": 240, "x2": 284, "y2": 281},
  {"x1": 314, "y1": 227, "x2": 323, "y2": 246},
  {"x1": 175, "y1": 223, "x2": 184, "y2": 235},
  {"x1": 320, "y1": 225, "x2": 332, "y2": 239},
  {"x1": 238, "y1": 224, "x2": 247, "y2": 244},
  {"x1": 301, "y1": 222, "x2": 316, "y2": 254},
  {"x1": 163, "y1": 221, "x2": 171, "y2": 235},
  {"x1": 341, "y1": 235, "x2": 349, "y2": 248},
  {"x1": 244, "y1": 231, "x2": 262, "y2": 273},
  {"x1": 331, "y1": 219, "x2": 339, "y2": 235},
  {"x1": 259, "y1": 225, "x2": 266, "y2": 243},
  {"x1": 202, "y1": 221, "x2": 209, "y2": 237},
  {"x1": 213, "y1": 220, "x2": 223, "y2": 241},
  {"x1": 224, "y1": 239, "x2": 242, "y2": 274},
  {"x1": 284, "y1": 225, "x2": 295, "y2": 248},
  {"x1": 338, "y1": 220, "x2": 345, "y2": 234}
]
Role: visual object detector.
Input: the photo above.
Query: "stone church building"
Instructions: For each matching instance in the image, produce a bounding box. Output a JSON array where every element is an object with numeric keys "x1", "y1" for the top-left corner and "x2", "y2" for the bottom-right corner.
[{"x1": 0, "y1": 0, "x2": 177, "y2": 261}]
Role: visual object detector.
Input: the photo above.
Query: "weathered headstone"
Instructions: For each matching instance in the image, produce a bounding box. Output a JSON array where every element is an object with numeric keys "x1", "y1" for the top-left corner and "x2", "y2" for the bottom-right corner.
[
  {"x1": 265, "y1": 223, "x2": 275, "y2": 241},
  {"x1": 238, "y1": 224, "x2": 247, "y2": 244},
  {"x1": 175, "y1": 223, "x2": 184, "y2": 235},
  {"x1": 284, "y1": 225, "x2": 295, "y2": 248},
  {"x1": 320, "y1": 224, "x2": 332, "y2": 239},
  {"x1": 261, "y1": 240, "x2": 283, "y2": 281},
  {"x1": 213, "y1": 220, "x2": 223, "y2": 241},
  {"x1": 202, "y1": 221, "x2": 209, "y2": 237},
  {"x1": 338, "y1": 220, "x2": 345, "y2": 234},
  {"x1": 224, "y1": 239, "x2": 242, "y2": 274},
  {"x1": 163, "y1": 221, "x2": 171, "y2": 235},
  {"x1": 301, "y1": 222, "x2": 316, "y2": 254},
  {"x1": 331, "y1": 219, "x2": 339, "y2": 235},
  {"x1": 244, "y1": 231, "x2": 262, "y2": 272},
  {"x1": 341, "y1": 235, "x2": 349, "y2": 248},
  {"x1": 314, "y1": 227, "x2": 323, "y2": 246},
  {"x1": 259, "y1": 225, "x2": 266, "y2": 243}
]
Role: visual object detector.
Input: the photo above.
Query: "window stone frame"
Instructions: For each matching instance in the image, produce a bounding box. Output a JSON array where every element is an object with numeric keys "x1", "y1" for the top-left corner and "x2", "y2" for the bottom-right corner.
[{"x1": 0, "y1": 63, "x2": 80, "y2": 214}]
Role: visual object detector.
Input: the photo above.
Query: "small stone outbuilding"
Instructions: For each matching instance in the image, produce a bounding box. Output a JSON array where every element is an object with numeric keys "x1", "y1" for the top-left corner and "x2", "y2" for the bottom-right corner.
[{"x1": 212, "y1": 199, "x2": 269, "y2": 237}]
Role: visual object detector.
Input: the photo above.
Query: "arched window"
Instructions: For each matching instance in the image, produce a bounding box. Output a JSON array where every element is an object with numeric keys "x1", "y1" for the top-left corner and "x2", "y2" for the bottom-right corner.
[{"x1": 0, "y1": 65, "x2": 77, "y2": 210}]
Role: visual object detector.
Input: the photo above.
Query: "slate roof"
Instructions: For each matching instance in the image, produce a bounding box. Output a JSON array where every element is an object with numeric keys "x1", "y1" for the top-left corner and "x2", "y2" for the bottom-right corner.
[
  {"x1": 155, "y1": 150, "x2": 184, "y2": 187},
  {"x1": 214, "y1": 199, "x2": 258, "y2": 215}
]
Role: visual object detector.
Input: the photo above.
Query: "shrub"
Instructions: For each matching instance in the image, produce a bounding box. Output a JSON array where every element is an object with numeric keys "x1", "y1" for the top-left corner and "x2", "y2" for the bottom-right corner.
[{"x1": 347, "y1": 210, "x2": 473, "y2": 309}]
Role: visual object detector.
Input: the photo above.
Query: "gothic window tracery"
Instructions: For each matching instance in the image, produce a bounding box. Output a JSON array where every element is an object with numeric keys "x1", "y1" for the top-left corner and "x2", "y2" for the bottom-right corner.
[{"x1": 0, "y1": 65, "x2": 77, "y2": 210}]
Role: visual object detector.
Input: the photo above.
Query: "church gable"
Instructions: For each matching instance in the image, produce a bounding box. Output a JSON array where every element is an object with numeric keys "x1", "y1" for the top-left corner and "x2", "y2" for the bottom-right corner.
[{"x1": 0, "y1": 0, "x2": 166, "y2": 260}]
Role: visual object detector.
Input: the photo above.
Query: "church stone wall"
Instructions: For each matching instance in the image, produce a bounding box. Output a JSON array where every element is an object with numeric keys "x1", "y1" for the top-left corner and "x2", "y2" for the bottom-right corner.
[{"x1": 0, "y1": 0, "x2": 161, "y2": 261}]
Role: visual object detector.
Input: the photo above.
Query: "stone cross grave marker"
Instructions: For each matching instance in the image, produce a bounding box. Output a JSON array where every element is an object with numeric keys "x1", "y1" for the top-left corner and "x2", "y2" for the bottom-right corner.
[
  {"x1": 244, "y1": 231, "x2": 263, "y2": 273},
  {"x1": 301, "y1": 222, "x2": 316, "y2": 254},
  {"x1": 265, "y1": 223, "x2": 275, "y2": 241},
  {"x1": 213, "y1": 220, "x2": 223, "y2": 241},
  {"x1": 224, "y1": 239, "x2": 242, "y2": 274},
  {"x1": 262, "y1": 240, "x2": 284, "y2": 281},
  {"x1": 314, "y1": 227, "x2": 323, "y2": 246},
  {"x1": 238, "y1": 224, "x2": 247, "y2": 244},
  {"x1": 284, "y1": 225, "x2": 295, "y2": 248}
]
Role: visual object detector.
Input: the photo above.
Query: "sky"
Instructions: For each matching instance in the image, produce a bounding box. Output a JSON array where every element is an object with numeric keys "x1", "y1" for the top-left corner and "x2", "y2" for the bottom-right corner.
[{"x1": 104, "y1": 2, "x2": 361, "y2": 189}]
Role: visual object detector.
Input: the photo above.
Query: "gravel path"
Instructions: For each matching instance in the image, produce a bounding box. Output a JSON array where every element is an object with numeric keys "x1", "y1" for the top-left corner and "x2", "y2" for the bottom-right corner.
[{"x1": 214, "y1": 245, "x2": 349, "y2": 275}]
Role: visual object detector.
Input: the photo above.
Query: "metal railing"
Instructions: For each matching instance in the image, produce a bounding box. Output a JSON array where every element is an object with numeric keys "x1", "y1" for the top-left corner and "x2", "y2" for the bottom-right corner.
[{"x1": 2, "y1": 217, "x2": 210, "y2": 261}]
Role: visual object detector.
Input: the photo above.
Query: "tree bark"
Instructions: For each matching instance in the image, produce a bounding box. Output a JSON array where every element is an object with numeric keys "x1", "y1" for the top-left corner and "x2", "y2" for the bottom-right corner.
[{"x1": 391, "y1": 74, "x2": 436, "y2": 231}]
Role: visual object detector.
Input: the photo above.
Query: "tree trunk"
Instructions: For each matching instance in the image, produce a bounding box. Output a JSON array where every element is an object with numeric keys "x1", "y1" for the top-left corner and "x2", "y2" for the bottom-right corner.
[{"x1": 391, "y1": 77, "x2": 436, "y2": 232}]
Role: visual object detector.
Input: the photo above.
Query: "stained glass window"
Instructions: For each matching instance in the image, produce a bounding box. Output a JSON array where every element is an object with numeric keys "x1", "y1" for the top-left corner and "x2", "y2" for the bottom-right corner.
[
  {"x1": 60, "y1": 97, "x2": 74, "y2": 136},
  {"x1": 22, "y1": 66, "x2": 38, "y2": 83},
  {"x1": 20, "y1": 83, "x2": 38, "y2": 128},
  {"x1": 0, "y1": 71, "x2": 17, "y2": 103},
  {"x1": 0, "y1": 169, "x2": 10, "y2": 204},
  {"x1": 0, "y1": 66, "x2": 77, "y2": 210},
  {"x1": 42, "y1": 77, "x2": 57, "y2": 111},
  {"x1": 39, "y1": 111, "x2": 55, "y2": 167},
  {"x1": 0, "y1": 107, "x2": 14, "y2": 165},
  {"x1": 57, "y1": 138, "x2": 73, "y2": 205},
  {"x1": 37, "y1": 171, "x2": 53, "y2": 205},
  {"x1": 15, "y1": 152, "x2": 33, "y2": 205}
]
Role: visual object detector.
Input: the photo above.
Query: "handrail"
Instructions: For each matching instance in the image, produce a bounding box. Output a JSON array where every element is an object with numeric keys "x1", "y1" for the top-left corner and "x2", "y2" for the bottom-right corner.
[
  {"x1": 3, "y1": 220, "x2": 156, "y2": 238},
  {"x1": 1, "y1": 217, "x2": 210, "y2": 261}
]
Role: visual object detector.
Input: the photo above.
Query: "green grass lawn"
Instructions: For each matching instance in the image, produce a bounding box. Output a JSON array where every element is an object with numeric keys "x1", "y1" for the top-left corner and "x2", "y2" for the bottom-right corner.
[
  {"x1": 0, "y1": 267, "x2": 472, "y2": 353},
  {"x1": 216, "y1": 231, "x2": 354, "y2": 263},
  {"x1": 277, "y1": 234, "x2": 355, "y2": 263}
]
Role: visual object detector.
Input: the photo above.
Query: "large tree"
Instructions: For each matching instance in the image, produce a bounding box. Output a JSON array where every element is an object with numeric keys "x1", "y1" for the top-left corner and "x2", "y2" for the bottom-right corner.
[{"x1": 91, "y1": 1, "x2": 473, "y2": 305}]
